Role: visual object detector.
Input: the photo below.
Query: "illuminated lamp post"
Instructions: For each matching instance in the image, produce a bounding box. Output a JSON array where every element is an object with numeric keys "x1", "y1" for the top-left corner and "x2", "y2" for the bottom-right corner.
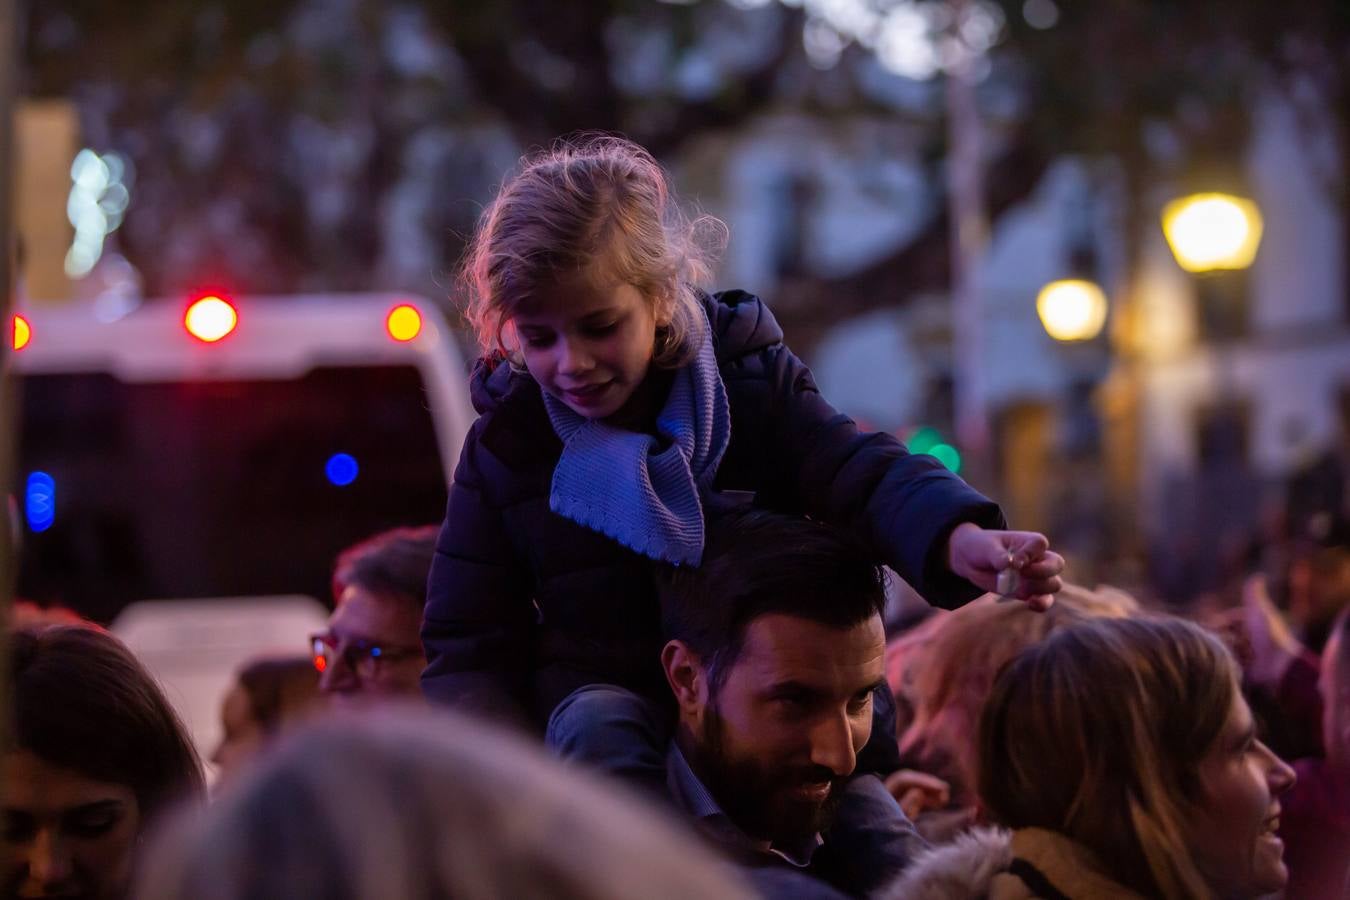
[
  {"x1": 1161, "y1": 192, "x2": 1263, "y2": 340},
  {"x1": 1161, "y1": 191, "x2": 1264, "y2": 472},
  {"x1": 1162, "y1": 193, "x2": 1263, "y2": 274}
]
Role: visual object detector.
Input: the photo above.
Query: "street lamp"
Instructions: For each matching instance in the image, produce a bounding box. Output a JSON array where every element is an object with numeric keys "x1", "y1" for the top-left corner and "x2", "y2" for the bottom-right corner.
[
  {"x1": 1036, "y1": 278, "x2": 1108, "y2": 342},
  {"x1": 1161, "y1": 192, "x2": 1264, "y2": 273}
]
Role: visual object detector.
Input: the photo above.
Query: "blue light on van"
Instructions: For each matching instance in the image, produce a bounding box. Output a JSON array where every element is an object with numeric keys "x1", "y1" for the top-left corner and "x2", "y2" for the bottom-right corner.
[
  {"x1": 325, "y1": 453, "x2": 359, "y2": 487},
  {"x1": 25, "y1": 472, "x2": 56, "y2": 532}
]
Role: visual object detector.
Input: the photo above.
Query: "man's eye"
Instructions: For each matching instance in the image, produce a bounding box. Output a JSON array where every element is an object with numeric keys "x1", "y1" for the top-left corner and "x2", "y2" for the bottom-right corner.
[{"x1": 848, "y1": 692, "x2": 873, "y2": 713}]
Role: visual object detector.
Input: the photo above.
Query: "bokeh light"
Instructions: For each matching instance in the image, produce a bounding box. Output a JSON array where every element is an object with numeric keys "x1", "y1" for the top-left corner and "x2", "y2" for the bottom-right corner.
[
  {"x1": 1036, "y1": 279, "x2": 1108, "y2": 342},
  {"x1": 386, "y1": 304, "x2": 423, "y2": 342},
  {"x1": 325, "y1": 453, "x2": 359, "y2": 487},
  {"x1": 1162, "y1": 193, "x2": 1264, "y2": 273},
  {"x1": 25, "y1": 472, "x2": 56, "y2": 533},
  {"x1": 12, "y1": 315, "x2": 32, "y2": 351},
  {"x1": 184, "y1": 296, "x2": 239, "y2": 343},
  {"x1": 65, "y1": 149, "x2": 133, "y2": 279}
]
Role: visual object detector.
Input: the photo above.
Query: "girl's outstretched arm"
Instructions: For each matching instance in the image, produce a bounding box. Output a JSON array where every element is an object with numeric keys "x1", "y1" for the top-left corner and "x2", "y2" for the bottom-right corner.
[{"x1": 746, "y1": 340, "x2": 1005, "y2": 609}]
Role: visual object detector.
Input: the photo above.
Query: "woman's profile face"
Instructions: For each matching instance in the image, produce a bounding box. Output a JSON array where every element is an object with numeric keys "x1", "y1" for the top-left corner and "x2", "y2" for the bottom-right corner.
[
  {"x1": 2, "y1": 750, "x2": 141, "y2": 900},
  {"x1": 210, "y1": 683, "x2": 266, "y2": 785},
  {"x1": 1186, "y1": 689, "x2": 1297, "y2": 898}
]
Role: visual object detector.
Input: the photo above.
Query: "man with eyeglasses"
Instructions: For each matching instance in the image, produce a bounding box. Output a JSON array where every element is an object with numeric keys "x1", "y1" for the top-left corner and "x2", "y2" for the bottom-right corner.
[{"x1": 312, "y1": 525, "x2": 438, "y2": 706}]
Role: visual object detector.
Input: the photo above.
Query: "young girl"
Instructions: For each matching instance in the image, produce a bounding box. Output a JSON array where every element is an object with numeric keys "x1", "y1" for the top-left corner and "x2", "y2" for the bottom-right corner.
[{"x1": 421, "y1": 135, "x2": 1063, "y2": 760}]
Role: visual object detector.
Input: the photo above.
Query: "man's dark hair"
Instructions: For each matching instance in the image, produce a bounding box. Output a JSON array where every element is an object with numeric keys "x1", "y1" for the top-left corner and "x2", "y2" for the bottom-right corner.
[
  {"x1": 331, "y1": 525, "x2": 439, "y2": 615},
  {"x1": 658, "y1": 509, "x2": 887, "y2": 694},
  {"x1": 9, "y1": 625, "x2": 205, "y2": 823}
]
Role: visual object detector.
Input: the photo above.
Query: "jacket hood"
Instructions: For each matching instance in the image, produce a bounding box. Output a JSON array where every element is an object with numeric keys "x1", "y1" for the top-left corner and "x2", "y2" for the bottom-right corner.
[
  {"x1": 878, "y1": 827, "x2": 1012, "y2": 900},
  {"x1": 466, "y1": 290, "x2": 784, "y2": 416},
  {"x1": 703, "y1": 289, "x2": 783, "y2": 362},
  {"x1": 468, "y1": 354, "x2": 527, "y2": 416}
]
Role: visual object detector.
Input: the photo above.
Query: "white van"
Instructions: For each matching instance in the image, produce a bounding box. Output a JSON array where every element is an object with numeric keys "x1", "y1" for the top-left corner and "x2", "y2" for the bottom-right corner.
[{"x1": 8, "y1": 292, "x2": 474, "y2": 759}]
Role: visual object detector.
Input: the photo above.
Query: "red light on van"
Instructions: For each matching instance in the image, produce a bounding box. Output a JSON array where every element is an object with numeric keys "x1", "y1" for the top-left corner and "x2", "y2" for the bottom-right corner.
[
  {"x1": 386, "y1": 304, "x2": 422, "y2": 342},
  {"x1": 12, "y1": 315, "x2": 31, "y2": 351},
  {"x1": 185, "y1": 295, "x2": 238, "y2": 343}
]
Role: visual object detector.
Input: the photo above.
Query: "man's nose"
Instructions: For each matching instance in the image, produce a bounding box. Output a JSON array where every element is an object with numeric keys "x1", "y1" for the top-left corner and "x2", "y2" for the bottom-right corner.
[
  {"x1": 809, "y1": 711, "x2": 859, "y2": 778},
  {"x1": 27, "y1": 828, "x2": 74, "y2": 887}
]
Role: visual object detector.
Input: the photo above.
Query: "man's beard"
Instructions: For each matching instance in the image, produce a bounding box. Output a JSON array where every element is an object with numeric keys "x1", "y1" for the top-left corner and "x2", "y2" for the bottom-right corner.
[{"x1": 687, "y1": 702, "x2": 846, "y2": 847}]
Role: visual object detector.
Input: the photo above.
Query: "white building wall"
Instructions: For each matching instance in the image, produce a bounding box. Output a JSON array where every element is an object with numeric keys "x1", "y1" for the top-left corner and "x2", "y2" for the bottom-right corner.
[{"x1": 1134, "y1": 89, "x2": 1349, "y2": 538}]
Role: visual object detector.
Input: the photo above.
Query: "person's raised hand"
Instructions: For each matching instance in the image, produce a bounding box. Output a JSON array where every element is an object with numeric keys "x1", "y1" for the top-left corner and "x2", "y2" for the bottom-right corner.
[
  {"x1": 883, "y1": 769, "x2": 952, "y2": 821},
  {"x1": 946, "y1": 523, "x2": 1063, "y2": 611},
  {"x1": 1242, "y1": 573, "x2": 1305, "y2": 686}
]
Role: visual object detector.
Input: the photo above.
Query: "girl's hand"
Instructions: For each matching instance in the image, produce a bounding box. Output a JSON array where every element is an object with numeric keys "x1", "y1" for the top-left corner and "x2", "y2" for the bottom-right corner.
[{"x1": 945, "y1": 523, "x2": 1063, "y2": 611}]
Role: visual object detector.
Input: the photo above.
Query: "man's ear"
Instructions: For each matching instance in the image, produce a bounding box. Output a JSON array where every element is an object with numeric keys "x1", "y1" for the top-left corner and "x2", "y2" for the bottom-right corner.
[{"x1": 661, "y1": 640, "x2": 705, "y2": 713}]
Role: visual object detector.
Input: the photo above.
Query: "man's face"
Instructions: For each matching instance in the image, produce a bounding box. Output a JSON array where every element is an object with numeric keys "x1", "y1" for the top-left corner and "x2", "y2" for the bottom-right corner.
[
  {"x1": 316, "y1": 585, "x2": 426, "y2": 708},
  {"x1": 678, "y1": 613, "x2": 886, "y2": 846}
]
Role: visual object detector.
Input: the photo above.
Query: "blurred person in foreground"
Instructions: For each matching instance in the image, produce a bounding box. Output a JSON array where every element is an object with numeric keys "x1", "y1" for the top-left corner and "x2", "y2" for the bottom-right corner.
[
  {"x1": 3, "y1": 625, "x2": 205, "y2": 900},
  {"x1": 638, "y1": 510, "x2": 925, "y2": 898},
  {"x1": 210, "y1": 656, "x2": 323, "y2": 785},
  {"x1": 313, "y1": 525, "x2": 437, "y2": 706},
  {"x1": 886, "y1": 585, "x2": 1138, "y2": 842},
  {"x1": 1279, "y1": 606, "x2": 1350, "y2": 898},
  {"x1": 886, "y1": 617, "x2": 1296, "y2": 900},
  {"x1": 136, "y1": 706, "x2": 756, "y2": 900}
]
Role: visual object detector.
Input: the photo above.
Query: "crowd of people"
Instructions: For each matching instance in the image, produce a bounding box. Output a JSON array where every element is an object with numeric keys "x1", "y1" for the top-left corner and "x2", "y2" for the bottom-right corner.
[{"x1": 5, "y1": 135, "x2": 1349, "y2": 899}]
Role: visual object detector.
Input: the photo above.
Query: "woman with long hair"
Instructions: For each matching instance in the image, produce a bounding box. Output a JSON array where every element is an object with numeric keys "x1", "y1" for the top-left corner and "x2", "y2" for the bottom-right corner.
[
  {"x1": 3, "y1": 625, "x2": 204, "y2": 900},
  {"x1": 887, "y1": 616, "x2": 1296, "y2": 899}
]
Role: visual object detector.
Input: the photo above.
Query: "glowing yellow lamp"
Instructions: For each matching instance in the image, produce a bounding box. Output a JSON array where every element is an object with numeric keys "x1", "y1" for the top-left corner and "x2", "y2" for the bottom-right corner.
[
  {"x1": 1036, "y1": 279, "x2": 1108, "y2": 342},
  {"x1": 1161, "y1": 193, "x2": 1263, "y2": 273}
]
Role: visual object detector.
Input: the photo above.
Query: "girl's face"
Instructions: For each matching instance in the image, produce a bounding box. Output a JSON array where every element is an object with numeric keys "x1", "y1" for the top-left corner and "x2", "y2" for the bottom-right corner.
[
  {"x1": 510, "y1": 270, "x2": 660, "y2": 421},
  {"x1": 1186, "y1": 689, "x2": 1297, "y2": 899},
  {"x1": 2, "y1": 750, "x2": 141, "y2": 900}
]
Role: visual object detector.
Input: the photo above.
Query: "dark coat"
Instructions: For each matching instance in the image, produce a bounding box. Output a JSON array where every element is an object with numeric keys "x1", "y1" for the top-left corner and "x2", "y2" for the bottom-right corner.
[{"x1": 422, "y1": 290, "x2": 1004, "y2": 722}]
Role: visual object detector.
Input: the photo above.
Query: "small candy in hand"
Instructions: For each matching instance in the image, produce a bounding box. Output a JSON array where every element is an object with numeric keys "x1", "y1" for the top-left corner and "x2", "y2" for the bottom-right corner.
[{"x1": 996, "y1": 553, "x2": 1020, "y2": 598}]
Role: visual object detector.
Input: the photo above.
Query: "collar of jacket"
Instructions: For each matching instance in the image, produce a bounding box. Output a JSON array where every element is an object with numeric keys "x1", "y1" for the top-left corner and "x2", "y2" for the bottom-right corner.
[{"x1": 991, "y1": 828, "x2": 1149, "y2": 900}]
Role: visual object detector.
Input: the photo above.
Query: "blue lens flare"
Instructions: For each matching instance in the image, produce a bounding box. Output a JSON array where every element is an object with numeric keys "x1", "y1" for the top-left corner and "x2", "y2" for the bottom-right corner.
[
  {"x1": 25, "y1": 471, "x2": 56, "y2": 532},
  {"x1": 325, "y1": 453, "x2": 359, "y2": 487}
]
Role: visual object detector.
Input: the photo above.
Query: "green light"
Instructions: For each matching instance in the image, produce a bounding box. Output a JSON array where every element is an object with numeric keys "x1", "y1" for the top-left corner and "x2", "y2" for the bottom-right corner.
[
  {"x1": 907, "y1": 426, "x2": 943, "y2": 455},
  {"x1": 930, "y1": 443, "x2": 962, "y2": 473}
]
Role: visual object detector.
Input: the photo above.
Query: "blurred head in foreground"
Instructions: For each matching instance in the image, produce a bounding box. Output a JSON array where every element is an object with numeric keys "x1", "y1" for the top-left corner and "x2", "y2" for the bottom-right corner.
[
  {"x1": 137, "y1": 706, "x2": 756, "y2": 900},
  {"x1": 979, "y1": 616, "x2": 1296, "y2": 900},
  {"x1": 4, "y1": 625, "x2": 204, "y2": 900}
]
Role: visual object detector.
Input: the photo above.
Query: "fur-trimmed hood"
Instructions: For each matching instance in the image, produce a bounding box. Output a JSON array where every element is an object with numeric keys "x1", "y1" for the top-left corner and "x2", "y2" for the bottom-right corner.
[
  {"x1": 877, "y1": 827, "x2": 1149, "y2": 900},
  {"x1": 877, "y1": 827, "x2": 1012, "y2": 900}
]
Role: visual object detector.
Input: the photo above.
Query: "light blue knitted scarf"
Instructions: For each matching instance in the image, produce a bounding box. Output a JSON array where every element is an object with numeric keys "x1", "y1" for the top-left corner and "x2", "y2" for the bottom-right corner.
[{"x1": 542, "y1": 333, "x2": 730, "y2": 566}]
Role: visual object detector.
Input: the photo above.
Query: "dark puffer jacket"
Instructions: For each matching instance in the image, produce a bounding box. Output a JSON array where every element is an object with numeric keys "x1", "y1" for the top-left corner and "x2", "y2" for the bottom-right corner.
[{"x1": 422, "y1": 290, "x2": 1004, "y2": 722}]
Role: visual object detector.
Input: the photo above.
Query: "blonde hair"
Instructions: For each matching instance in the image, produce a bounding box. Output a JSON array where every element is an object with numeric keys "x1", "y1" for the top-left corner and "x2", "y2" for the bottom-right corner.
[
  {"x1": 893, "y1": 584, "x2": 1136, "y2": 800},
  {"x1": 978, "y1": 616, "x2": 1240, "y2": 900},
  {"x1": 138, "y1": 705, "x2": 756, "y2": 900},
  {"x1": 460, "y1": 134, "x2": 724, "y2": 367}
]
